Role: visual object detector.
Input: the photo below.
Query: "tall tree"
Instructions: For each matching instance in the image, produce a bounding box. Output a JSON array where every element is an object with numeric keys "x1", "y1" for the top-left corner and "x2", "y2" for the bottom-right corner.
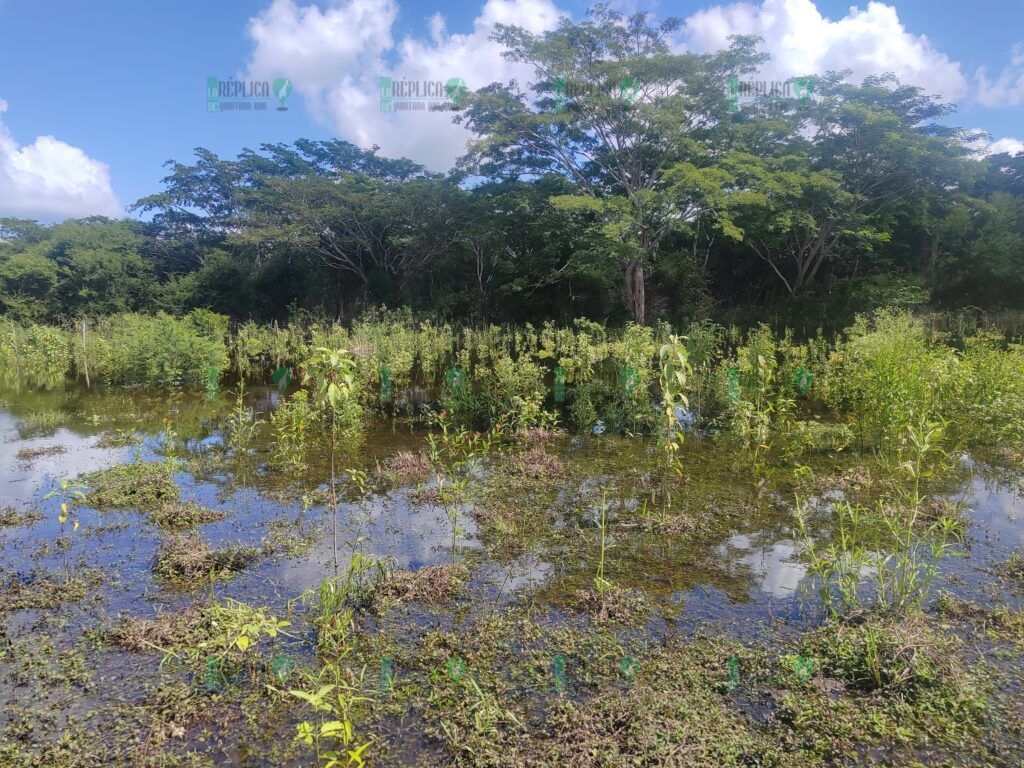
[{"x1": 453, "y1": 5, "x2": 765, "y2": 323}]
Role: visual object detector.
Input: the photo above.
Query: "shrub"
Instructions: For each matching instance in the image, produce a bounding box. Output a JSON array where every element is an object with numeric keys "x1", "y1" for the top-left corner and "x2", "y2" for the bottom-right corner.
[{"x1": 82, "y1": 312, "x2": 228, "y2": 388}]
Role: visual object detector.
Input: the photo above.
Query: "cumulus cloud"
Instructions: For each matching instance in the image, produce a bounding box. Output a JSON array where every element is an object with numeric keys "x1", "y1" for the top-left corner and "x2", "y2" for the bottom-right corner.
[
  {"x1": 242, "y1": 0, "x2": 1017, "y2": 172},
  {"x1": 975, "y1": 44, "x2": 1024, "y2": 108},
  {"x1": 681, "y1": 0, "x2": 969, "y2": 100},
  {"x1": 969, "y1": 130, "x2": 1024, "y2": 157},
  {"x1": 0, "y1": 100, "x2": 122, "y2": 221},
  {"x1": 245, "y1": 0, "x2": 564, "y2": 171}
]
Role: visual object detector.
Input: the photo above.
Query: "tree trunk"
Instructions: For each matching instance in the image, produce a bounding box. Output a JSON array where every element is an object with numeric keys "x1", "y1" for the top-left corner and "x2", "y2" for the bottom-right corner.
[{"x1": 626, "y1": 258, "x2": 645, "y2": 325}]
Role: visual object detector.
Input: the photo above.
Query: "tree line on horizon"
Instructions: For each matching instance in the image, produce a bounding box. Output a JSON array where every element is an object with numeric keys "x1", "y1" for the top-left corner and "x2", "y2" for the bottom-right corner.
[{"x1": 1, "y1": 6, "x2": 1022, "y2": 332}]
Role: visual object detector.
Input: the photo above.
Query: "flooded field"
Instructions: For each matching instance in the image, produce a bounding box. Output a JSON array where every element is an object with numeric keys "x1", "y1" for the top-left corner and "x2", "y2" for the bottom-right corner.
[{"x1": 1, "y1": 382, "x2": 1023, "y2": 767}]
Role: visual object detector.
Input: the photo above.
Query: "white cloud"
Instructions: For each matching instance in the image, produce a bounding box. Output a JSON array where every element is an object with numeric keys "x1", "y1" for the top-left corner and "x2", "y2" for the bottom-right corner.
[
  {"x1": 988, "y1": 137, "x2": 1024, "y2": 156},
  {"x1": 243, "y1": 0, "x2": 1017, "y2": 172},
  {"x1": 245, "y1": 0, "x2": 564, "y2": 171},
  {"x1": 681, "y1": 0, "x2": 969, "y2": 101},
  {"x1": 969, "y1": 130, "x2": 1024, "y2": 157},
  {"x1": 0, "y1": 100, "x2": 122, "y2": 221},
  {"x1": 975, "y1": 44, "x2": 1024, "y2": 108}
]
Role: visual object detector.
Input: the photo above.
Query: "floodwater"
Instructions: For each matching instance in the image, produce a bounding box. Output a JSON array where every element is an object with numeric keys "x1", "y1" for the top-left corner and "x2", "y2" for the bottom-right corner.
[{"x1": 1, "y1": 383, "x2": 1022, "y2": 765}]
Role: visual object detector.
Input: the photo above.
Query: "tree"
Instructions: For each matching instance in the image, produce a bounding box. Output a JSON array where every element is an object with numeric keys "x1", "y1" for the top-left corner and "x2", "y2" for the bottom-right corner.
[
  {"x1": 0, "y1": 252, "x2": 57, "y2": 321},
  {"x1": 453, "y1": 5, "x2": 765, "y2": 323}
]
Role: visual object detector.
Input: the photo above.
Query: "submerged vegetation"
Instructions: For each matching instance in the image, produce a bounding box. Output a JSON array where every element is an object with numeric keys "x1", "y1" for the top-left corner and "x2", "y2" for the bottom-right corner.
[
  {"x1": 2, "y1": 5, "x2": 1024, "y2": 765},
  {"x1": 1, "y1": 308, "x2": 1023, "y2": 765}
]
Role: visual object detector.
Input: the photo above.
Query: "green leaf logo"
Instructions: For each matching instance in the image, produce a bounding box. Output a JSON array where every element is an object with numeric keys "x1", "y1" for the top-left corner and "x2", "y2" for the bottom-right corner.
[
  {"x1": 272, "y1": 77, "x2": 293, "y2": 111},
  {"x1": 445, "y1": 77, "x2": 468, "y2": 107}
]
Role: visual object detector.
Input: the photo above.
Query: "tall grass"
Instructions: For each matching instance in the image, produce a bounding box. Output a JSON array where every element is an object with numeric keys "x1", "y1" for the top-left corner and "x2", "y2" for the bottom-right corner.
[{"x1": 3, "y1": 308, "x2": 1024, "y2": 451}]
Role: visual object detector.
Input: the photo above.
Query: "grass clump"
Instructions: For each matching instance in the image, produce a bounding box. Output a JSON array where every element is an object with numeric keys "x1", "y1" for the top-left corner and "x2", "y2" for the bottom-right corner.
[
  {"x1": 998, "y1": 551, "x2": 1024, "y2": 584},
  {"x1": 17, "y1": 408, "x2": 67, "y2": 433},
  {"x1": 508, "y1": 445, "x2": 565, "y2": 479},
  {"x1": 378, "y1": 449, "x2": 433, "y2": 486},
  {"x1": 936, "y1": 591, "x2": 1024, "y2": 640},
  {"x1": 380, "y1": 564, "x2": 469, "y2": 605},
  {"x1": 775, "y1": 613, "x2": 989, "y2": 759},
  {"x1": 15, "y1": 445, "x2": 67, "y2": 464},
  {"x1": 106, "y1": 606, "x2": 208, "y2": 652},
  {"x1": 82, "y1": 461, "x2": 179, "y2": 510},
  {"x1": 153, "y1": 534, "x2": 260, "y2": 584},
  {"x1": 146, "y1": 501, "x2": 225, "y2": 531},
  {"x1": 83, "y1": 461, "x2": 230, "y2": 532},
  {"x1": 574, "y1": 584, "x2": 650, "y2": 624},
  {"x1": 0, "y1": 569, "x2": 103, "y2": 612},
  {"x1": 0, "y1": 506, "x2": 43, "y2": 527},
  {"x1": 802, "y1": 613, "x2": 971, "y2": 697}
]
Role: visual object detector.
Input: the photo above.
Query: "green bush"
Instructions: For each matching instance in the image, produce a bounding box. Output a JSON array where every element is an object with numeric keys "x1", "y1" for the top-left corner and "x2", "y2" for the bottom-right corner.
[
  {"x1": 0, "y1": 323, "x2": 71, "y2": 386},
  {"x1": 82, "y1": 313, "x2": 228, "y2": 388},
  {"x1": 825, "y1": 311, "x2": 954, "y2": 450}
]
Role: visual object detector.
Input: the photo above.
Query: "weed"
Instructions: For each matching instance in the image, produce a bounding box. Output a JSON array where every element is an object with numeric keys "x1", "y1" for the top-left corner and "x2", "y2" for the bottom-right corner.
[
  {"x1": 0, "y1": 506, "x2": 43, "y2": 527},
  {"x1": 15, "y1": 445, "x2": 67, "y2": 464},
  {"x1": 152, "y1": 534, "x2": 261, "y2": 584},
  {"x1": 380, "y1": 564, "x2": 469, "y2": 605},
  {"x1": 224, "y1": 381, "x2": 260, "y2": 454},
  {"x1": 82, "y1": 462, "x2": 179, "y2": 510}
]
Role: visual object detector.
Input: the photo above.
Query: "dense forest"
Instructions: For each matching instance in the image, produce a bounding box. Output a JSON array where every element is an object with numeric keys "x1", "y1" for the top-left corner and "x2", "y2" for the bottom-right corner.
[{"x1": 1, "y1": 8, "x2": 1022, "y2": 332}]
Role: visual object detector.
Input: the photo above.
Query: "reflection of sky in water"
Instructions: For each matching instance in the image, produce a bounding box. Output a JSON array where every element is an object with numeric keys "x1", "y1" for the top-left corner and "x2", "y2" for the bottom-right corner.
[
  {"x1": 967, "y1": 473, "x2": 1024, "y2": 555},
  {"x1": 4, "y1": 391, "x2": 1024, "y2": 628},
  {"x1": 0, "y1": 413, "x2": 133, "y2": 507},
  {"x1": 720, "y1": 534, "x2": 808, "y2": 598}
]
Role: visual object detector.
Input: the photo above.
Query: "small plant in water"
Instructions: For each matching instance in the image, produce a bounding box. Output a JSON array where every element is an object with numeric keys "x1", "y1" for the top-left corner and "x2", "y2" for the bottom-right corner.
[
  {"x1": 594, "y1": 492, "x2": 614, "y2": 596},
  {"x1": 225, "y1": 381, "x2": 259, "y2": 455},
  {"x1": 44, "y1": 478, "x2": 87, "y2": 582},
  {"x1": 796, "y1": 417, "x2": 964, "y2": 616},
  {"x1": 304, "y1": 347, "x2": 362, "y2": 576},
  {"x1": 653, "y1": 335, "x2": 689, "y2": 526},
  {"x1": 426, "y1": 411, "x2": 495, "y2": 564}
]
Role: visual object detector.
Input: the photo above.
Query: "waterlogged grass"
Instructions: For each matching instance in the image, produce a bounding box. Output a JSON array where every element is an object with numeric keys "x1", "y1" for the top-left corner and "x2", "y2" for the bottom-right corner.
[
  {"x1": 81, "y1": 461, "x2": 180, "y2": 510},
  {"x1": 152, "y1": 534, "x2": 261, "y2": 585},
  {"x1": 0, "y1": 568, "x2": 104, "y2": 612},
  {"x1": 0, "y1": 506, "x2": 43, "y2": 527},
  {"x1": 1, "y1": 363, "x2": 1023, "y2": 766}
]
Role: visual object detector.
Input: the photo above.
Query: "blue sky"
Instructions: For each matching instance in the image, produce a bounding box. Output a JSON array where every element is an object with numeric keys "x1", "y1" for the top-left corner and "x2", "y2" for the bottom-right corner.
[{"x1": 0, "y1": 0, "x2": 1021, "y2": 221}]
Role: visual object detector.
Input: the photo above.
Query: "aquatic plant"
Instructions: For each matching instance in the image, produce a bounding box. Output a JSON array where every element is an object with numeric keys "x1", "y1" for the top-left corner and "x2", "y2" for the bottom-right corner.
[
  {"x1": 426, "y1": 412, "x2": 496, "y2": 564},
  {"x1": 270, "y1": 389, "x2": 317, "y2": 471},
  {"x1": 81, "y1": 311, "x2": 228, "y2": 388},
  {"x1": 653, "y1": 335, "x2": 690, "y2": 525},
  {"x1": 82, "y1": 461, "x2": 179, "y2": 510},
  {"x1": 725, "y1": 325, "x2": 795, "y2": 472},
  {"x1": 43, "y1": 478, "x2": 86, "y2": 582},
  {"x1": 289, "y1": 679, "x2": 373, "y2": 768},
  {"x1": 224, "y1": 381, "x2": 260, "y2": 455},
  {"x1": 824, "y1": 310, "x2": 951, "y2": 450},
  {"x1": 593, "y1": 493, "x2": 614, "y2": 597},
  {"x1": 304, "y1": 346, "x2": 363, "y2": 575},
  {"x1": 796, "y1": 419, "x2": 964, "y2": 616}
]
